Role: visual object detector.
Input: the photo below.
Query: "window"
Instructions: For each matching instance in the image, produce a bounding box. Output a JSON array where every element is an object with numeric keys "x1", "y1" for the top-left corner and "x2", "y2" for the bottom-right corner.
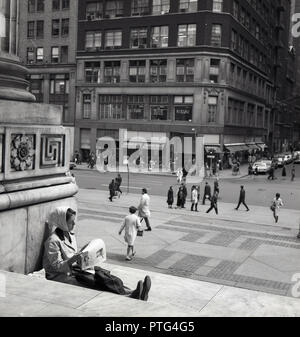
[
  {"x1": 36, "y1": 21, "x2": 44, "y2": 39},
  {"x1": 179, "y1": 0, "x2": 198, "y2": 12},
  {"x1": 61, "y1": 19, "x2": 69, "y2": 37},
  {"x1": 211, "y1": 24, "x2": 222, "y2": 46},
  {"x1": 247, "y1": 103, "x2": 255, "y2": 126},
  {"x1": 37, "y1": 0, "x2": 44, "y2": 11},
  {"x1": 105, "y1": 1, "x2": 124, "y2": 18},
  {"x1": 62, "y1": 0, "x2": 70, "y2": 9},
  {"x1": 27, "y1": 47, "x2": 35, "y2": 64},
  {"x1": 177, "y1": 24, "x2": 196, "y2": 47},
  {"x1": 83, "y1": 94, "x2": 91, "y2": 119},
  {"x1": 29, "y1": 76, "x2": 43, "y2": 102},
  {"x1": 86, "y1": 2, "x2": 103, "y2": 20},
  {"x1": 152, "y1": 0, "x2": 170, "y2": 15},
  {"x1": 36, "y1": 47, "x2": 44, "y2": 63},
  {"x1": 52, "y1": 19, "x2": 60, "y2": 36},
  {"x1": 85, "y1": 62, "x2": 101, "y2": 83},
  {"x1": 151, "y1": 26, "x2": 168, "y2": 48},
  {"x1": 99, "y1": 95, "x2": 124, "y2": 119},
  {"x1": 174, "y1": 96, "x2": 193, "y2": 121},
  {"x1": 131, "y1": 0, "x2": 150, "y2": 16},
  {"x1": 176, "y1": 59, "x2": 194, "y2": 82},
  {"x1": 150, "y1": 59, "x2": 167, "y2": 83},
  {"x1": 105, "y1": 30, "x2": 122, "y2": 48},
  {"x1": 128, "y1": 95, "x2": 145, "y2": 119},
  {"x1": 231, "y1": 30, "x2": 238, "y2": 51},
  {"x1": 51, "y1": 47, "x2": 59, "y2": 63},
  {"x1": 130, "y1": 27, "x2": 147, "y2": 49},
  {"x1": 28, "y1": 0, "x2": 35, "y2": 12},
  {"x1": 257, "y1": 106, "x2": 263, "y2": 127},
  {"x1": 209, "y1": 59, "x2": 220, "y2": 83},
  {"x1": 50, "y1": 74, "x2": 69, "y2": 95},
  {"x1": 104, "y1": 61, "x2": 120, "y2": 83},
  {"x1": 212, "y1": 0, "x2": 223, "y2": 12},
  {"x1": 60, "y1": 46, "x2": 68, "y2": 63},
  {"x1": 52, "y1": 0, "x2": 60, "y2": 10},
  {"x1": 150, "y1": 96, "x2": 169, "y2": 120},
  {"x1": 208, "y1": 96, "x2": 218, "y2": 123},
  {"x1": 129, "y1": 60, "x2": 146, "y2": 83},
  {"x1": 27, "y1": 21, "x2": 35, "y2": 38},
  {"x1": 50, "y1": 74, "x2": 69, "y2": 120},
  {"x1": 233, "y1": 0, "x2": 239, "y2": 18},
  {"x1": 85, "y1": 31, "x2": 102, "y2": 50}
]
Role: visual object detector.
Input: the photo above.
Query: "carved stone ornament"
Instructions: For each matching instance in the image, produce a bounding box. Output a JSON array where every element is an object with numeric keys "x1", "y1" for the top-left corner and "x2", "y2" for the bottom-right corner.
[{"x1": 11, "y1": 134, "x2": 35, "y2": 171}]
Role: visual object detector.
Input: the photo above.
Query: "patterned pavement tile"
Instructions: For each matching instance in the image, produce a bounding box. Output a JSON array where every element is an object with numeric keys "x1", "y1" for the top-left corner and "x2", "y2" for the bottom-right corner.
[{"x1": 168, "y1": 255, "x2": 209, "y2": 273}]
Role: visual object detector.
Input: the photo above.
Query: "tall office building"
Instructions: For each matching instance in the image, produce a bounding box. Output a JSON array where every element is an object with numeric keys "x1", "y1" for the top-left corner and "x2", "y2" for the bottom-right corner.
[
  {"x1": 75, "y1": 0, "x2": 294, "y2": 166},
  {"x1": 18, "y1": 0, "x2": 78, "y2": 155}
]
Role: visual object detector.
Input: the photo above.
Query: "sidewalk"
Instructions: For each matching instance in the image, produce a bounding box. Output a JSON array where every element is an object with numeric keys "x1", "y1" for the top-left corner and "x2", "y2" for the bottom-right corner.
[
  {"x1": 73, "y1": 163, "x2": 249, "y2": 180},
  {"x1": 1, "y1": 262, "x2": 300, "y2": 316}
]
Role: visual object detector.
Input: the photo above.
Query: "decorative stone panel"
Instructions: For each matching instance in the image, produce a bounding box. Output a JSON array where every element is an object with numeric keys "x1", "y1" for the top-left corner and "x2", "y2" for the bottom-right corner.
[{"x1": 3, "y1": 126, "x2": 70, "y2": 181}]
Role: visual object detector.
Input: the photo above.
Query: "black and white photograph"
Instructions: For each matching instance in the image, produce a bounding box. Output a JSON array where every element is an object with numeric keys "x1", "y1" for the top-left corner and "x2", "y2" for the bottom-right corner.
[{"x1": 1, "y1": 0, "x2": 300, "y2": 327}]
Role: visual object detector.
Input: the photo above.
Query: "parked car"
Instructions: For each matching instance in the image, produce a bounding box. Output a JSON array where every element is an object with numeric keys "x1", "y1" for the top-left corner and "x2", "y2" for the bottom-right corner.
[
  {"x1": 69, "y1": 162, "x2": 77, "y2": 170},
  {"x1": 293, "y1": 151, "x2": 300, "y2": 164},
  {"x1": 251, "y1": 160, "x2": 272, "y2": 173}
]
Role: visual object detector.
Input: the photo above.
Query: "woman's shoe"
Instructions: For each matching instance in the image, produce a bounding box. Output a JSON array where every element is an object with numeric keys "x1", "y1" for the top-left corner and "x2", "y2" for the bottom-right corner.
[
  {"x1": 130, "y1": 281, "x2": 143, "y2": 300},
  {"x1": 132, "y1": 251, "x2": 136, "y2": 257},
  {"x1": 126, "y1": 256, "x2": 132, "y2": 261},
  {"x1": 141, "y1": 275, "x2": 151, "y2": 301}
]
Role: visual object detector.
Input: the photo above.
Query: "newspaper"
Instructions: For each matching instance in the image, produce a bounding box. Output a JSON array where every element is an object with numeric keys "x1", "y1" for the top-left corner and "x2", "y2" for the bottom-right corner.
[{"x1": 77, "y1": 239, "x2": 106, "y2": 271}]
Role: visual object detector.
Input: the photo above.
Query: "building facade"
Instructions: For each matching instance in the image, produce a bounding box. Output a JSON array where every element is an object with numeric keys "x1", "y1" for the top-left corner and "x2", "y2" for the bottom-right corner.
[
  {"x1": 18, "y1": 0, "x2": 78, "y2": 155},
  {"x1": 75, "y1": 0, "x2": 293, "y2": 166}
]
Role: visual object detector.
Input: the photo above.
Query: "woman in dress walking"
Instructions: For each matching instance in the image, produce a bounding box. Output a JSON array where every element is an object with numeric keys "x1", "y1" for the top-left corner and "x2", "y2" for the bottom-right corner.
[
  {"x1": 119, "y1": 206, "x2": 142, "y2": 261},
  {"x1": 271, "y1": 193, "x2": 283, "y2": 223}
]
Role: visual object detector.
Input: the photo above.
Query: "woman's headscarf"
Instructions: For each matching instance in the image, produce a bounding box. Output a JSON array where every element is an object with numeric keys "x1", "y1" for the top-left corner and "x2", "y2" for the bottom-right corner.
[{"x1": 48, "y1": 207, "x2": 69, "y2": 233}]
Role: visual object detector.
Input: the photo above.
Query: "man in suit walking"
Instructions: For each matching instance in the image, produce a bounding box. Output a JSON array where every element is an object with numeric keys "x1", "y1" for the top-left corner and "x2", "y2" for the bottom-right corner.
[
  {"x1": 206, "y1": 191, "x2": 218, "y2": 215},
  {"x1": 202, "y1": 182, "x2": 211, "y2": 205},
  {"x1": 235, "y1": 186, "x2": 250, "y2": 211}
]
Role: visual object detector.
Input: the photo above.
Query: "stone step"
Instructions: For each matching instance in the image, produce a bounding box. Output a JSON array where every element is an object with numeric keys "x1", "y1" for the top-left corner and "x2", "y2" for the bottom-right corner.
[{"x1": 2, "y1": 261, "x2": 300, "y2": 316}]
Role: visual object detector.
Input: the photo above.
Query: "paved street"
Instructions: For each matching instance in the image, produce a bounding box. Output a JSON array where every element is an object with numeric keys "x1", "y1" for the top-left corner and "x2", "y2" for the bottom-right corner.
[
  {"x1": 73, "y1": 163, "x2": 300, "y2": 210},
  {"x1": 75, "y1": 188, "x2": 300, "y2": 298}
]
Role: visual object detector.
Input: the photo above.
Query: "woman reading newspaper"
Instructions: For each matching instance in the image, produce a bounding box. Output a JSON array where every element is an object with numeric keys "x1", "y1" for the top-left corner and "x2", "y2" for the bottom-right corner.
[{"x1": 43, "y1": 207, "x2": 151, "y2": 300}]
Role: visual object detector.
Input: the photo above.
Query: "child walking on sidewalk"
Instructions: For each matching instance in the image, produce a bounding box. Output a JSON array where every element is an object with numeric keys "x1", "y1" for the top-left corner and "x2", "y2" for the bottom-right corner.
[{"x1": 119, "y1": 206, "x2": 143, "y2": 261}]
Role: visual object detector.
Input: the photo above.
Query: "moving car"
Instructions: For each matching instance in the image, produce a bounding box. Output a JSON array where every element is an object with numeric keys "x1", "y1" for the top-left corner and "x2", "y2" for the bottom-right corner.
[
  {"x1": 251, "y1": 160, "x2": 272, "y2": 174},
  {"x1": 273, "y1": 154, "x2": 285, "y2": 167}
]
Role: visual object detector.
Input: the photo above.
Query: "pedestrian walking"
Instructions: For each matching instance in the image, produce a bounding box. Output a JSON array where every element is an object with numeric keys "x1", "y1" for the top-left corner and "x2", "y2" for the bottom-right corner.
[
  {"x1": 115, "y1": 173, "x2": 123, "y2": 197},
  {"x1": 138, "y1": 188, "x2": 152, "y2": 231},
  {"x1": 119, "y1": 206, "x2": 143, "y2": 261},
  {"x1": 270, "y1": 193, "x2": 283, "y2": 223},
  {"x1": 109, "y1": 179, "x2": 115, "y2": 202},
  {"x1": 167, "y1": 186, "x2": 174, "y2": 209},
  {"x1": 235, "y1": 186, "x2": 250, "y2": 211},
  {"x1": 202, "y1": 182, "x2": 211, "y2": 205},
  {"x1": 176, "y1": 187, "x2": 184, "y2": 209},
  {"x1": 291, "y1": 166, "x2": 296, "y2": 181},
  {"x1": 267, "y1": 166, "x2": 275, "y2": 180},
  {"x1": 206, "y1": 192, "x2": 218, "y2": 215},
  {"x1": 282, "y1": 164, "x2": 286, "y2": 177},
  {"x1": 176, "y1": 168, "x2": 183, "y2": 184},
  {"x1": 196, "y1": 185, "x2": 201, "y2": 203},
  {"x1": 181, "y1": 183, "x2": 187, "y2": 208},
  {"x1": 191, "y1": 186, "x2": 198, "y2": 212},
  {"x1": 214, "y1": 179, "x2": 220, "y2": 195}
]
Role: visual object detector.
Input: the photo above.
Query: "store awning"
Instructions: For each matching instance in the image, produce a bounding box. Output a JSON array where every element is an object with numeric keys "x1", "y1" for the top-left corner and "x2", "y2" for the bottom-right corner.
[
  {"x1": 246, "y1": 143, "x2": 260, "y2": 150},
  {"x1": 224, "y1": 143, "x2": 249, "y2": 152},
  {"x1": 204, "y1": 145, "x2": 222, "y2": 154}
]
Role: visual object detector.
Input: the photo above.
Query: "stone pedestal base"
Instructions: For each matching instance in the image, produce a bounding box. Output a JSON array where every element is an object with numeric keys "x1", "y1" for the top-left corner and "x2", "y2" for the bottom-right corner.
[{"x1": 0, "y1": 98, "x2": 78, "y2": 274}]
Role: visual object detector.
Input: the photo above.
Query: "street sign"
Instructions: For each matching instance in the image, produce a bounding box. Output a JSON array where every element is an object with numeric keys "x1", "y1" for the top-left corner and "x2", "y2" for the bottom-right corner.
[{"x1": 207, "y1": 155, "x2": 215, "y2": 159}]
